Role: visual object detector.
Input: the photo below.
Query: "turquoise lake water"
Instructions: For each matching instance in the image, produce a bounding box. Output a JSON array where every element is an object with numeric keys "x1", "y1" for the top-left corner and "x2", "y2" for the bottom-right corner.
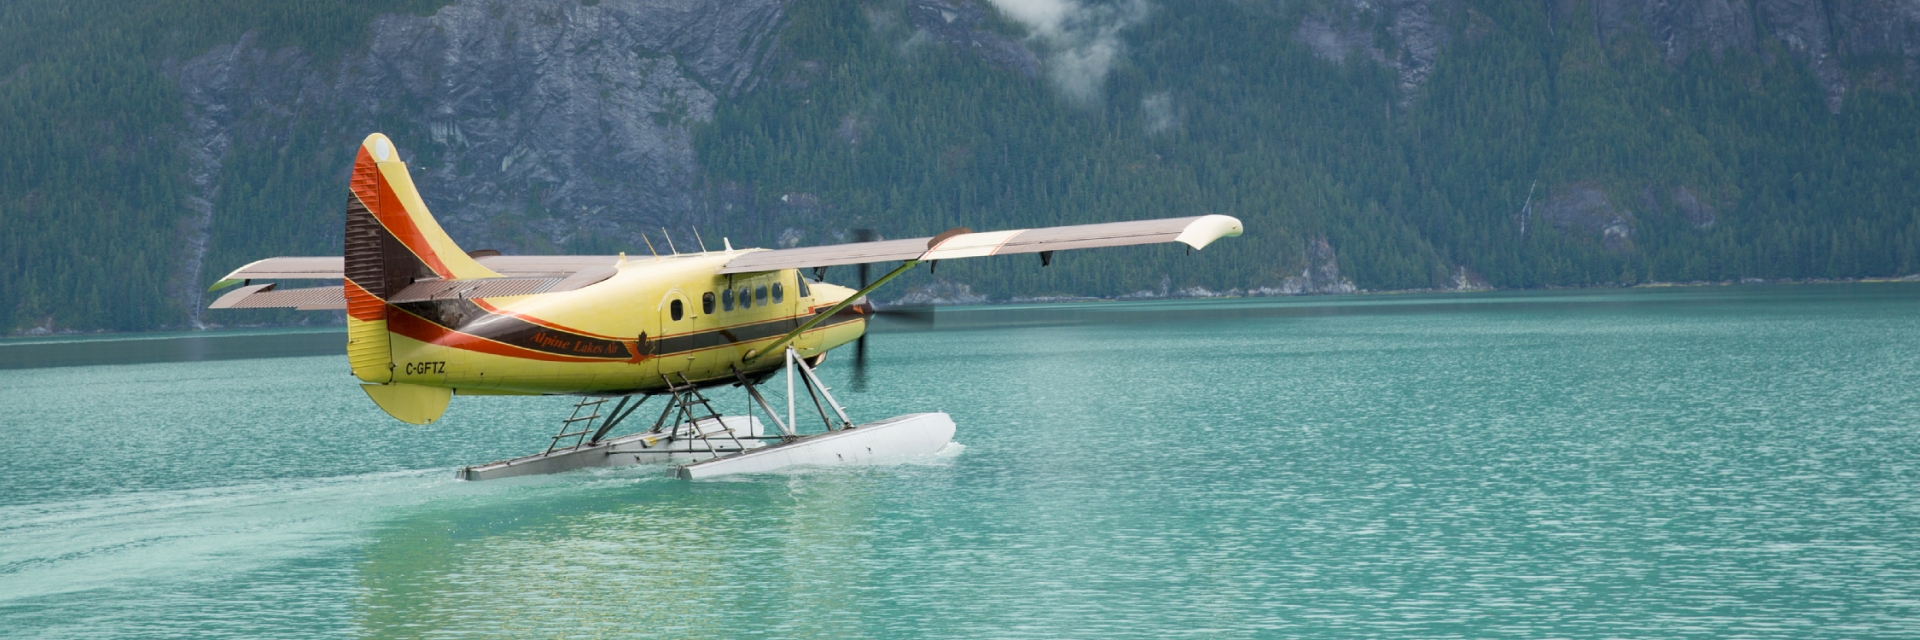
[{"x1": 3, "y1": 285, "x2": 1919, "y2": 637}]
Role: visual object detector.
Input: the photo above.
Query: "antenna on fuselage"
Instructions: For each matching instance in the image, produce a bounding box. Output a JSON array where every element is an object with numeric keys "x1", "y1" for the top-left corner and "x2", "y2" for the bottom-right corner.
[
  {"x1": 692, "y1": 227, "x2": 710, "y2": 253},
  {"x1": 641, "y1": 232, "x2": 661, "y2": 261},
  {"x1": 660, "y1": 227, "x2": 679, "y2": 255}
]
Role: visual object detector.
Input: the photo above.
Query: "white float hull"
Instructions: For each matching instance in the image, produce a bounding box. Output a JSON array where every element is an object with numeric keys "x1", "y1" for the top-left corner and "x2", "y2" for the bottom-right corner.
[
  {"x1": 674, "y1": 412, "x2": 955, "y2": 479},
  {"x1": 456, "y1": 412, "x2": 955, "y2": 481}
]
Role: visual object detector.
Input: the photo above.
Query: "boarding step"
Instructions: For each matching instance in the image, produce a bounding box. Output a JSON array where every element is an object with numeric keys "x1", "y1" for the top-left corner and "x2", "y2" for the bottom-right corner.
[
  {"x1": 546, "y1": 397, "x2": 612, "y2": 454},
  {"x1": 457, "y1": 415, "x2": 772, "y2": 481}
]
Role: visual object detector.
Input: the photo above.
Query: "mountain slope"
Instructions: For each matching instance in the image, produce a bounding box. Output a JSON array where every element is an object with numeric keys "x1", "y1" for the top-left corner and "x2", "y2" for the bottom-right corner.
[{"x1": 3, "y1": 0, "x2": 1918, "y2": 333}]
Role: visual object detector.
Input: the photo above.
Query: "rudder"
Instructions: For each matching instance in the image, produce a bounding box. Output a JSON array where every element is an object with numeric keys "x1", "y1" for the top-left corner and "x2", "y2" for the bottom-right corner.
[{"x1": 342, "y1": 133, "x2": 497, "y2": 391}]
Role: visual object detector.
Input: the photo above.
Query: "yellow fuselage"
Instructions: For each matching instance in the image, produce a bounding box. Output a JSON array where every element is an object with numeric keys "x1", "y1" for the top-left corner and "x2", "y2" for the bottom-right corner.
[{"x1": 368, "y1": 252, "x2": 866, "y2": 396}]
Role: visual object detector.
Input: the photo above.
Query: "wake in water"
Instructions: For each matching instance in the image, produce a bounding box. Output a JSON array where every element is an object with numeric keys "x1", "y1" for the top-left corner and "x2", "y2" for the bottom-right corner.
[
  {"x1": 0, "y1": 440, "x2": 969, "y2": 605},
  {"x1": 0, "y1": 470, "x2": 453, "y2": 603},
  {"x1": 0, "y1": 460, "x2": 690, "y2": 607}
]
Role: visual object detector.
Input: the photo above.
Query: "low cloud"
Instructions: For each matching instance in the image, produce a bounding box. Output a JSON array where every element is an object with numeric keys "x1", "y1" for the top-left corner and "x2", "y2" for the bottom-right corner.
[
  {"x1": 985, "y1": 0, "x2": 1151, "y2": 105},
  {"x1": 1142, "y1": 91, "x2": 1175, "y2": 134}
]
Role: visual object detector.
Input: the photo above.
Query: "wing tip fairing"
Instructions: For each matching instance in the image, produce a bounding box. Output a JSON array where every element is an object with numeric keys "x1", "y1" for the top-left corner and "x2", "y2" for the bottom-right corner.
[{"x1": 1174, "y1": 214, "x2": 1245, "y2": 251}]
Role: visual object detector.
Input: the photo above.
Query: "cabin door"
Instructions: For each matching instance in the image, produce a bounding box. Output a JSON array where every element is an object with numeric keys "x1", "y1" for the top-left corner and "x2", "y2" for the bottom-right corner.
[
  {"x1": 788, "y1": 271, "x2": 825, "y2": 353},
  {"x1": 658, "y1": 290, "x2": 693, "y2": 378}
]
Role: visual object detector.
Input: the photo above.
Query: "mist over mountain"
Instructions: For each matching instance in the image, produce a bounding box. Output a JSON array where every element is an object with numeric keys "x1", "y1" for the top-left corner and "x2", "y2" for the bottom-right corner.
[{"x1": 3, "y1": 0, "x2": 1918, "y2": 333}]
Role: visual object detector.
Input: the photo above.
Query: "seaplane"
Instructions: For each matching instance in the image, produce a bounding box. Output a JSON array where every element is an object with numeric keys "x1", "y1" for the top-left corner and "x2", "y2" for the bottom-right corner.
[{"x1": 208, "y1": 133, "x2": 1243, "y2": 480}]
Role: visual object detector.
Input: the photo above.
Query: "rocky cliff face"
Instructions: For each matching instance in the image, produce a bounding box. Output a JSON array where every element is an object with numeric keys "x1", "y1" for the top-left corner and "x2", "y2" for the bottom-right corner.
[
  {"x1": 170, "y1": 0, "x2": 786, "y2": 319},
  {"x1": 164, "y1": 0, "x2": 1920, "y2": 315},
  {"x1": 1292, "y1": 0, "x2": 1916, "y2": 260},
  {"x1": 1294, "y1": 0, "x2": 1458, "y2": 100},
  {"x1": 904, "y1": 0, "x2": 1040, "y2": 78},
  {"x1": 1538, "y1": 185, "x2": 1637, "y2": 253},
  {"x1": 1295, "y1": 0, "x2": 1920, "y2": 110},
  {"x1": 1582, "y1": 0, "x2": 1920, "y2": 111}
]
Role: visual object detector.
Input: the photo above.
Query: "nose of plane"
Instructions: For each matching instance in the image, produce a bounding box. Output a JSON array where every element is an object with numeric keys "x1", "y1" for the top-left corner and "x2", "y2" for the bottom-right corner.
[{"x1": 849, "y1": 296, "x2": 875, "y2": 317}]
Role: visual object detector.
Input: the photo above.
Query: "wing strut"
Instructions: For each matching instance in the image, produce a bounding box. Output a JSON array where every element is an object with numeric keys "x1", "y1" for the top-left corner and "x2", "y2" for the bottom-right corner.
[{"x1": 746, "y1": 260, "x2": 920, "y2": 363}]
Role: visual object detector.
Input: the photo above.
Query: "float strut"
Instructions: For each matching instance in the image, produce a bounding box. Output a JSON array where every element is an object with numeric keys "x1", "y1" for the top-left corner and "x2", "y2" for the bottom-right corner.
[
  {"x1": 732, "y1": 366, "x2": 796, "y2": 438},
  {"x1": 790, "y1": 347, "x2": 853, "y2": 430},
  {"x1": 588, "y1": 395, "x2": 650, "y2": 444}
]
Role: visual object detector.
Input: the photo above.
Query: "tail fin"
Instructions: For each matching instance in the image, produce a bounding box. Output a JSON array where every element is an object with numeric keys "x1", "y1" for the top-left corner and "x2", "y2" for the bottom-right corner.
[{"x1": 343, "y1": 133, "x2": 497, "y2": 386}]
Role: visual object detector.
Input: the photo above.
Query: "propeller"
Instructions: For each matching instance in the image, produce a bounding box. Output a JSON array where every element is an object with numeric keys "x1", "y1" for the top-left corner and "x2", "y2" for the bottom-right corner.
[
  {"x1": 851, "y1": 229, "x2": 875, "y2": 391},
  {"x1": 842, "y1": 229, "x2": 937, "y2": 391}
]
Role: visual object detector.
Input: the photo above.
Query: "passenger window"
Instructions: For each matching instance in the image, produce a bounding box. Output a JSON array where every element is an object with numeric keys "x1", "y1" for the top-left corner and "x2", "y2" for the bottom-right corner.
[
  {"x1": 702, "y1": 292, "x2": 715, "y2": 314},
  {"x1": 739, "y1": 287, "x2": 752, "y2": 309},
  {"x1": 772, "y1": 282, "x2": 784, "y2": 303},
  {"x1": 722, "y1": 288, "x2": 734, "y2": 311},
  {"x1": 670, "y1": 299, "x2": 684, "y2": 321},
  {"x1": 756, "y1": 285, "x2": 768, "y2": 304}
]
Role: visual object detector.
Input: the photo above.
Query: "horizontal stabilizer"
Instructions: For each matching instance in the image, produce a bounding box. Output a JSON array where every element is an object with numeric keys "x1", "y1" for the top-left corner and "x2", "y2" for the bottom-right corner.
[
  {"x1": 204, "y1": 271, "x2": 617, "y2": 310},
  {"x1": 209, "y1": 255, "x2": 624, "y2": 292}
]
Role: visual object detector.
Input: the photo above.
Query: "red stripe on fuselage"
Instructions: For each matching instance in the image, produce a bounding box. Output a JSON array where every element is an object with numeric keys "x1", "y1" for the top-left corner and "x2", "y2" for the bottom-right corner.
[
  {"x1": 385, "y1": 304, "x2": 865, "y2": 365},
  {"x1": 468, "y1": 299, "x2": 842, "y2": 343},
  {"x1": 469, "y1": 299, "x2": 635, "y2": 342},
  {"x1": 386, "y1": 306, "x2": 613, "y2": 363}
]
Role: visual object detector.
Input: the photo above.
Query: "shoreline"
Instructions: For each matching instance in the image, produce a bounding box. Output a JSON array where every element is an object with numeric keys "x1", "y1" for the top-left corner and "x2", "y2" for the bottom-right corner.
[{"x1": 10, "y1": 275, "x2": 1919, "y2": 340}]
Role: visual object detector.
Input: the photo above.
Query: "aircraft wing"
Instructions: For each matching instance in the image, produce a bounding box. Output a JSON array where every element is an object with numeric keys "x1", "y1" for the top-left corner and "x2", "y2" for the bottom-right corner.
[
  {"x1": 210, "y1": 257, "x2": 345, "y2": 286},
  {"x1": 715, "y1": 214, "x2": 1243, "y2": 275},
  {"x1": 203, "y1": 215, "x2": 1244, "y2": 309}
]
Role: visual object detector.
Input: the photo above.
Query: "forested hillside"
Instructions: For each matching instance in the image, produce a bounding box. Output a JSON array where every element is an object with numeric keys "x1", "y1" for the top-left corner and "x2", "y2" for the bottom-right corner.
[
  {"x1": 0, "y1": 0, "x2": 451, "y2": 332},
  {"x1": 3, "y1": 0, "x2": 1918, "y2": 333},
  {"x1": 702, "y1": 0, "x2": 1920, "y2": 298}
]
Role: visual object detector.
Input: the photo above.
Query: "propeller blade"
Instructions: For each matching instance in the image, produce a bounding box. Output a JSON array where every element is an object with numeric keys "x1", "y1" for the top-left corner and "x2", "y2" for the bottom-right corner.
[
  {"x1": 851, "y1": 332, "x2": 869, "y2": 392},
  {"x1": 851, "y1": 228, "x2": 876, "y2": 392}
]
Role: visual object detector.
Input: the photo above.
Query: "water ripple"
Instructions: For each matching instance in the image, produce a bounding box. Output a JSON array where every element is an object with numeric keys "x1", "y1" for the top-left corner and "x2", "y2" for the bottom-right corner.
[{"x1": 3, "y1": 285, "x2": 1920, "y2": 637}]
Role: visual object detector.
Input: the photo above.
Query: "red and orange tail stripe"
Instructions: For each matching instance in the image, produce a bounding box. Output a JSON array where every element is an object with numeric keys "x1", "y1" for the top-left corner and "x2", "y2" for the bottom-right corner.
[
  {"x1": 343, "y1": 133, "x2": 503, "y2": 384},
  {"x1": 348, "y1": 134, "x2": 497, "y2": 283}
]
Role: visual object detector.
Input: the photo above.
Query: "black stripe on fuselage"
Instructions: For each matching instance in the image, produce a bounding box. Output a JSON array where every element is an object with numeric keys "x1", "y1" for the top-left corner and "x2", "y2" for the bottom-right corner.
[
  {"x1": 395, "y1": 298, "x2": 632, "y2": 359},
  {"x1": 394, "y1": 297, "x2": 867, "y2": 361},
  {"x1": 652, "y1": 306, "x2": 867, "y2": 356}
]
